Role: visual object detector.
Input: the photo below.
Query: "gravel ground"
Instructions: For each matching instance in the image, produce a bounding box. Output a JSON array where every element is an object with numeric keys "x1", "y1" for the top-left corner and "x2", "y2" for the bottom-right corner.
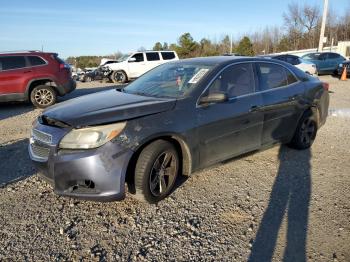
[{"x1": 0, "y1": 77, "x2": 349, "y2": 261}]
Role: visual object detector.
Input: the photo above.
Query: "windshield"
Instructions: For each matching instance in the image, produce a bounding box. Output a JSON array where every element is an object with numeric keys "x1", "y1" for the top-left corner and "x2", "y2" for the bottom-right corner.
[
  {"x1": 123, "y1": 62, "x2": 214, "y2": 98},
  {"x1": 302, "y1": 53, "x2": 320, "y2": 60},
  {"x1": 117, "y1": 54, "x2": 130, "y2": 62}
]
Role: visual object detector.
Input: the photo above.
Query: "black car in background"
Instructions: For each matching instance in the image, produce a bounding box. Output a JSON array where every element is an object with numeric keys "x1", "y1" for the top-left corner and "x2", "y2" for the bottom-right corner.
[
  {"x1": 29, "y1": 56, "x2": 329, "y2": 203},
  {"x1": 82, "y1": 61, "x2": 117, "y2": 82}
]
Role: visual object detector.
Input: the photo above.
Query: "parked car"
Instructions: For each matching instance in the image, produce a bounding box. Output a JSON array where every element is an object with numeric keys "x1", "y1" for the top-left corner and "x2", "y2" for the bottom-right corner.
[
  {"x1": 107, "y1": 50, "x2": 179, "y2": 83},
  {"x1": 0, "y1": 51, "x2": 76, "y2": 108},
  {"x1": 337, "y1": 60, "x2": 350, "y2": 76},
  {"x1": 301, "y1": 52, "x2": 346, "y2": 75},
  {"x1": 29, "y1": 56, "x2": 329, "y2": 203},
  {"x1": 268, "y1": 54, "x2": 318, "y2": 76}
]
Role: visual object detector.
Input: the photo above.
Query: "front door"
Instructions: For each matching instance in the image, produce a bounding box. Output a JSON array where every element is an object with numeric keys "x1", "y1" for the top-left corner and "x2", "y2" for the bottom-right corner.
[
  {"x1": 128, "y1": 53, "x2": 147, "y2": 78},
  {"x1": 197, "y1": 63, "x2": 264, "y2": 166}
]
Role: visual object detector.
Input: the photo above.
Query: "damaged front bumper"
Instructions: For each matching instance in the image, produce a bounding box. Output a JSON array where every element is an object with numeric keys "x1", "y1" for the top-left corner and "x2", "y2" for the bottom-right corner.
[{"x1": 28, "y1": 122, "x2": 133, "y2": 201}]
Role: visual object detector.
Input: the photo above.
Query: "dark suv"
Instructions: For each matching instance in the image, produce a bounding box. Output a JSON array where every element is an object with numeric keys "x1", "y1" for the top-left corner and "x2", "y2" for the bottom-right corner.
[{"x1": 0, "y1": 51, "x2": 76, "y2": 108}]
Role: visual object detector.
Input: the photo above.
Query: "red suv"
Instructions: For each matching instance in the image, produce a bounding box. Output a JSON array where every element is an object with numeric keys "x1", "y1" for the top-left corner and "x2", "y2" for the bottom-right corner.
[{"x1": 0, "y1": 51, "x2": 76, "y2": 108}]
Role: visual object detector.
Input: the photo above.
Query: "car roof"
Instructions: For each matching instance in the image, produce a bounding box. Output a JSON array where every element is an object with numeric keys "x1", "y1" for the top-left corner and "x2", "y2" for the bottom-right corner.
[
  {"x1": 174, "y1": 56, "x2": 287, "y2": 66},
  {"x1": 0, "y1": 51, "x2": 56, "y2": 56}
]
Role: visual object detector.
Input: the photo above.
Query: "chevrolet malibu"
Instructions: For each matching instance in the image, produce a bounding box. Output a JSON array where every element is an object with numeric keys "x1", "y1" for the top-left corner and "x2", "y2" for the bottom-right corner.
[{"x1": 29, "y1": 57, "x2": 329, "y2": 203}]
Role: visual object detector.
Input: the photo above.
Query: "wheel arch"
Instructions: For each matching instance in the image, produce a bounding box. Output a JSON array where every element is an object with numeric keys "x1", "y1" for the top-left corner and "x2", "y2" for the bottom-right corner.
[
  {"x1": 25, "y1": 78, "x2": 57, "y2": 99},
  {"x1": 125, "y1": 134, "x2": 193, "y2": 192}
]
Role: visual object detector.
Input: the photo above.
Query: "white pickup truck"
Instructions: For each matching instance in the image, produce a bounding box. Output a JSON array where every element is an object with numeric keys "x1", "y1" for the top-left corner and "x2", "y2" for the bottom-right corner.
[{"x1": 107, "y1": 51, "x2": 179, "y2": 83}]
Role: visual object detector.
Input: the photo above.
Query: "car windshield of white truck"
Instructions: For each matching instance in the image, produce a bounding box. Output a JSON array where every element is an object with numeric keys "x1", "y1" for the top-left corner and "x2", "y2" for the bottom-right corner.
[
  {"x1": 117, "y1": 54, "x2": 130, "y2": 62},
  {"x1": 123, "y1": 63, "x2": 213, "y2": 98}
]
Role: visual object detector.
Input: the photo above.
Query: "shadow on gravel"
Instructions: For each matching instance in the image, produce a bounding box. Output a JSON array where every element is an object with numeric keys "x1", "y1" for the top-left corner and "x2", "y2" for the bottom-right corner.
[
  {"x1": 249, "y1": 146, "x2": 311, "y2": 262},
  {"x1": 0, "y1": 103, "x2": 34, "y2": 121},
  {"x1": 0, "y1": 138, "x2": 34, "y2": 187}
]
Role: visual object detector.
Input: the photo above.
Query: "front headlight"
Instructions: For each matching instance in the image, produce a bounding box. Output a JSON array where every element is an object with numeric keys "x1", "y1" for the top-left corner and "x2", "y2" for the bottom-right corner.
[
  {"x1": 339, "y1": 63, "x2": 343, "y2": 68},
  {"x1": 59, "y1": 122, "x2": 126, "y2": 149}
]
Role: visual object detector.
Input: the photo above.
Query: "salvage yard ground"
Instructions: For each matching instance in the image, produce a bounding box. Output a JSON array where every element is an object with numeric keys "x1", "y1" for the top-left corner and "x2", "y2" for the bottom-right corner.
[{"x1": 0, "y1": 76, "x2": 349, "y2": 261}]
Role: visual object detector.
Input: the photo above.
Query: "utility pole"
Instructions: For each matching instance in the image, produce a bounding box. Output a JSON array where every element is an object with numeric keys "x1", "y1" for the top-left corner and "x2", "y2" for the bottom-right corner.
[
  {"x1": 230, "y1": 34, "x2": 233, "y2": 54},
  {"x1": 318, "y1": 0, "x2": 329, "y2": 52}
]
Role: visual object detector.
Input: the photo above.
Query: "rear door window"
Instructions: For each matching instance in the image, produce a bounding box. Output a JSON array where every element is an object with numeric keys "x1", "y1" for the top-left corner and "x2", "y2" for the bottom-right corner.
[
  {"x1": 28, "y1": 56, "x2": 46, "y2": 66},
  {"x1": 146, "y1": 52, "x2": 160, "y2": 61},
  {"x1": 257, "y1": 63, "x2": 297, "y2": 90},
  {"x1": 208, "y1": 63, "x2": 255, "y2": 98},
  {"x1": 0, "y1": 56, "x2": 26, "y2": 70},
  {"x1": 161, "y1": 52, "x2": 176, "y2": 60},
  {"x1": 327, "y1": 53, "x2": 340, "y2": 59}
]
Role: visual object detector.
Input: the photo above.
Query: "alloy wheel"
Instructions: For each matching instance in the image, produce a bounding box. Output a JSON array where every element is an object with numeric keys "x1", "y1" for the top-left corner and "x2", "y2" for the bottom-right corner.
[
  {"x1": 34, "y1": 89, "x2": 54, "y2": 106},
  {"x1": 300, "y1": 118, "x2": 316, "y2": 144},
  {"x1": 149, "y1": 151, "x2": 178, "y2": 197}
]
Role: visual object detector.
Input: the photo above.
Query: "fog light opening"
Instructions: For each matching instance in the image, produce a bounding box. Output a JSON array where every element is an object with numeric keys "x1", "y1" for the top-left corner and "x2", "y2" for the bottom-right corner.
[{"x1": 84, "y1": 180, "x2": 95, "y2": 189}]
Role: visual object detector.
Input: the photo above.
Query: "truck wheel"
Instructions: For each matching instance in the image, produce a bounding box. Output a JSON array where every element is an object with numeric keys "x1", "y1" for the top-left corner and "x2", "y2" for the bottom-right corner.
[
  {"x1": 288, "y1": 111, "x2": 317, "y2": 150},
  {"x1": 111, "y1": 71, "x2": 127, "y2": 84},
  {"x1": 133, "y1": 140, "x2": 179, "y2": 203},
  {"x1": 30, "y1": 85, "x2": 57, "y2": 108}
]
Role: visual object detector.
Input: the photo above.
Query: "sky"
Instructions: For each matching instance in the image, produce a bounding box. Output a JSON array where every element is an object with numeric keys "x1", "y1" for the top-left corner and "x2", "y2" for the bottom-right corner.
[{"x1": 0, "y1": 0, "x2": 349, "y2": 58}]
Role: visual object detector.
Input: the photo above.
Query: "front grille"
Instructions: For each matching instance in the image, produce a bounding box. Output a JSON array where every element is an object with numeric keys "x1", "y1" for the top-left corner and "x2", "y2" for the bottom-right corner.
[
  {"x1": 32, "y1": 129, "x2": 52, "y2": 144},
  {"x1": 30, "y1": 143, "x2": 50, "y2": 160}
]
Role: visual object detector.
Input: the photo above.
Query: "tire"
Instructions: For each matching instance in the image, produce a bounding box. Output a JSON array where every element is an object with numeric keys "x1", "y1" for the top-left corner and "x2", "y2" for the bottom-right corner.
[
  {"x1": 111, "y1": 70, "x2": 127, "y2": 84},
  {"x1": 133, "y1": 140, "x2": 179, "y2": 203},
  {"x1": 30, "y1": 85, "x2": 57, "y2": 108},
  {"x1": 288, "y1": 111, "x2": 317, "y2": 150}
]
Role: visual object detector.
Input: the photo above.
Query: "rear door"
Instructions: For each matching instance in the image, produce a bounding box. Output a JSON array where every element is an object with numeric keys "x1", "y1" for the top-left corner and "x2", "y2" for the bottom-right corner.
[
  {"x1": 197, "y1": 62, "x2": 264, "y2": 166},
  {"x1": 127, "y1": 53, "x2": 147, "y2": 78},
  {"x1": 145, "y1": 52, "x2": 162, "y2": 72},
  {"x1": 256, "y1": 62, "x2": 304, "y2": 145},
  {"x1": 0, "y1": 56, "x2": 29, "y2": 95}
]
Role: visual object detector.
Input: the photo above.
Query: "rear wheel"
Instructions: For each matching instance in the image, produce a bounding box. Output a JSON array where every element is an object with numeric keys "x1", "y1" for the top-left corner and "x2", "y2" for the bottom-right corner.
[
  {"x1": 133, "y1": 140, "x2": 179, "y2": 203},
  {"x1": 288, "y1": 111, "x2": 317, "y2": 150},
  {"x1": 111, "y1": 70, "x2": 127, "y2": 84},
  {"x1": 30, "y1": 85, "x2": 57, "y2": 108}
]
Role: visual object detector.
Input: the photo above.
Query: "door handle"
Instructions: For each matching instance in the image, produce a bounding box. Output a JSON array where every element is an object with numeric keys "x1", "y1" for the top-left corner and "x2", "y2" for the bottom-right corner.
[
  {"x1": 23, "y1": 70, "x2": 32, "y2": 73},
  {"x1": 249, "y1": 105, "x2": 260, "y2": 112}
]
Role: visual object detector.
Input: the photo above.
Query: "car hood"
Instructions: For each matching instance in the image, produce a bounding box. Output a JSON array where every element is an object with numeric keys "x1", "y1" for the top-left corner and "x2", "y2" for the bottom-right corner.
[{"x1": 42, "y1": 90, "x2": 176, "y2": 127}]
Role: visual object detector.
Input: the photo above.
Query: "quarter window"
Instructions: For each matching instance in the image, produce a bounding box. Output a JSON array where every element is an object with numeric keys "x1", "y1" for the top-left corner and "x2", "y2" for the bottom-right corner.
[
  {"x1": 146, "y1": 52, "x2": 160, "y2": 61},
  {"x1": 0, "y1": 56, "x2": 26, "y2": 70},
  {"x1": 28, "y1": 56, "x2": 46, "y2": 66},
  {"x1": 130, "y1": 53, "x2": 144, "y2": 62},
  {"x1": 257, "y1": 63, "x2": 297, "y2": 90},
  {"x1": 207, "y1": 63, "x2": 255, "y2": 98},
  {"x1": 161, "y1": 52, "x2": 175, "y2": 60}
]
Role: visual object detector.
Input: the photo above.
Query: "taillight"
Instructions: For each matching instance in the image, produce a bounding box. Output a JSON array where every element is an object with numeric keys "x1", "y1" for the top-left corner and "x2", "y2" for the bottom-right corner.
[
  {"x1": 59, "y1": 63, "x2": 70, "y2": 70},
  {"x1": 322, "y1": 82, "x2": 329, "y2": 91}
]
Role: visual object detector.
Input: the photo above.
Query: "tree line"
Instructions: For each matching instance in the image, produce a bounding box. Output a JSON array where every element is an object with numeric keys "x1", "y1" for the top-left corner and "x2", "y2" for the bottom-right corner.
[
  {"x1": 68, "y1": 2, "x2": 350, "y2": 68},
  {"x1": 154, "y1": 2, "x2": 350, "y2": 58}
]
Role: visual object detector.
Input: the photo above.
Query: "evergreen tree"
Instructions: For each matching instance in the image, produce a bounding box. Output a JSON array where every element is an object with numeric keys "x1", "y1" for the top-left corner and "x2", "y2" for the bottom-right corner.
[{"x1": 236, "y1": 36, "x2": 255, "y2": 56}]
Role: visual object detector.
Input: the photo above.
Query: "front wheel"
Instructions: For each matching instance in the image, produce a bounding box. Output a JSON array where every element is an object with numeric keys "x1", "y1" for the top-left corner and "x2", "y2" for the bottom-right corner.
[
  {"x1": 111, "y1": 70, "x2": 127, "y2": 84},
  {"x1": 288, "y1": 111, "x2": 317, "y2": 150},
  {"x1": 30, "y1": 85, "x2": 57, "y2": 108},
  {"x1": 133, "y1": 140, "x2": 179, "y2": 203}
]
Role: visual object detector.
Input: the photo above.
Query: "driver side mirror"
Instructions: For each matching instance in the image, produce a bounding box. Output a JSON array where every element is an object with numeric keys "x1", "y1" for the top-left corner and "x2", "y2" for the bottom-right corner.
[
  {"x1": 199, "y1": 92, "x2": 228, "y2": 105},
  {"x1": 128, "y1": 57, "x2": 136, "y2": 62}
]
